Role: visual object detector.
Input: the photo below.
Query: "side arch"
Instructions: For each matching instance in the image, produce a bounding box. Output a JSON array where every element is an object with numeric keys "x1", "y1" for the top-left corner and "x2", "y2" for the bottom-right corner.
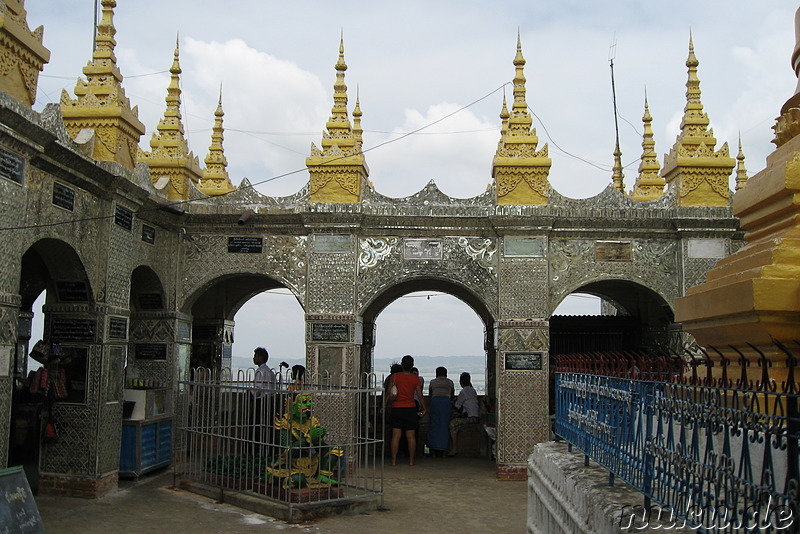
[
  {"x1": 181, "y1": 273, "x2": 304, "y2": 321},
  {"x1": 549, "y1": 277, "x2": 678, "y2": 354},
  {"x1": 19, "y1": 238, "x2": 94, "y2": 310}
]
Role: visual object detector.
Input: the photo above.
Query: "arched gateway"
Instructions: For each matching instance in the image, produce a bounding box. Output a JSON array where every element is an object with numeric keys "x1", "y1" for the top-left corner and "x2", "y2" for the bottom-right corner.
[{"x1": 0, "y1": 3, "x2": 744, "y2": 495}]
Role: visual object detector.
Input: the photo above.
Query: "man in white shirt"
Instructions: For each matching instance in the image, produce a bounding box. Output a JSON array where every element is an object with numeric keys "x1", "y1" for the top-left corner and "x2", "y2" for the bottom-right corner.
[
  {"x1": 252, "y1": 347, "x2": 277, "y2": 448},
  {"x1": 448, "y1": 372, "x2": 480, "y2": 456},
  {"x1": 253, "y1": 347, "x2": 276, "y2": 393}
]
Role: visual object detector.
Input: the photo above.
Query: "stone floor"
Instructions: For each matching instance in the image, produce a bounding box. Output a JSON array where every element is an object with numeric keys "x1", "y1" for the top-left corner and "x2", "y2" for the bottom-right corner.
[{"x1": 36, "y1": 455, "x2": 527, "y2": 533}]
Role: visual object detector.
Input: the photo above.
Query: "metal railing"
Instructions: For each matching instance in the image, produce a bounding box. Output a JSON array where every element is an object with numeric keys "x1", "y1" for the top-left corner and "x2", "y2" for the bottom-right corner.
[
  {"x1": 174, "y1": 368, "x2": 384, "y2": 521},
  {"x1": 553, "y1": 343, "x2": 800, "y2": 533}
]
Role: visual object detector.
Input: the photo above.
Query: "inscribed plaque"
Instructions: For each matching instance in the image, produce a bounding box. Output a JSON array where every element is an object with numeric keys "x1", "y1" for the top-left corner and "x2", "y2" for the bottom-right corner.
[
  {"x1": 505, "y1": 352, "x2": 544, "y2": 370},
  {"x1": 56, "y1": 281, "x2": 89, "y2": 302},
  {"x1": 403, "y1": 239, "x2": 442, "y2": 260},
  {"x1": 228, "y1": 236, "x2": 263, "y2": 253},
  {"x1": 108, "y1": 317, "x2": 128, "y2": 340},
  {"x1": 595, "y1": 241, "x2": 632, "y2": 262},
  {"x1": 114, "y1": 205, "x2": 133, "y2": 230},
  {"x1": 141, "y1": 224, "x2": 156, "y2": 245},
  {"x1": 135, "y1": 343, "x2": 167, "y2": 361},
  {"x1": 314, "y1": 234, "x2": 351, "y2": 253},
  {"x1": 0, "y1": 149, "x2": 24, "y2": 185},
  {"x1": 52, "y1": 182, "x2": 75, "y2": 211},
  {"x1": 504, "y1": 237, "x2": 546, "y2": 257},
  {"x1": 51, "y1": 318, "x2": 96, "y2": 342},
  {"x1": 311, "y1": 323, "x2": 350, "y2": 343},
  {"x1": 687, "y1": 238, "x2": 726, "y2": 259}
]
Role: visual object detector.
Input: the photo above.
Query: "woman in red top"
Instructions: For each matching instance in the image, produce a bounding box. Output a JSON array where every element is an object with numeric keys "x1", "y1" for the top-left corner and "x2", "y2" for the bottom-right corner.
[{"x1": 387, "y1": 355, "x2": 427, "y2": 466}]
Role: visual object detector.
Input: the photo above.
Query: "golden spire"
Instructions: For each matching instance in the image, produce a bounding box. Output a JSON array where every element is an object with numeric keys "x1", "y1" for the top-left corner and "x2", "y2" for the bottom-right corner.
[
  {"x1": 0, "y1": 0, "x2": 50, "y2": 107},
  {"x1": 630, "y1": 95, "x2": 665, "y2": 200},
  {"x1": 138, "y1": 38, "x2": 203, "y2": 200},
  {"x1": 492, "y1": 31, "x2": 551, "y2": 205},
  {"x1": 675, "y1": 32, "x2": 715, "y2": 149},
  {"x1": 60, "y1": 0, "x2": 144, "y2": 169},
  {"x1": 734, "y1": 134, "x2": 748, "y2": 191},
  {"x1": 611, "y1": 141, "x2": 624, "y2": 192},
  {"x1": 507, "y1": 30, "x2": 536, "y2": 141},
  {"x1": 306, "y1": 33, "x2": 369, "y2": 203},
  {"x1": 199, "y1": 85, "x2": 235, "y2": 196},
  {"x1": 499, "y1": 91, "x2": 510, "y2": 137},
  {"x1": 353, "y1": 86, "x2": 363, "y2": 145},
  {"x1": 662, "y1": 33, "x2": 734, "y2": 207}
]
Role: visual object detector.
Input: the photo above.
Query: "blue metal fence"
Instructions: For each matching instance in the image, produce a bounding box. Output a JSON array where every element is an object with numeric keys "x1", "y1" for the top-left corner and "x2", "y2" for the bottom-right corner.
[{"x1": 554, "y1": 346, "x2": 800, "y2": 532}]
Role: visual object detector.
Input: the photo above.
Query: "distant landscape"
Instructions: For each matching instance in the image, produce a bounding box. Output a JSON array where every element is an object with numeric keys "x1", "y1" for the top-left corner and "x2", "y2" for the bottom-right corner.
[{"x1": 231, "y1": 354, "x2": 487, "y2": 393}]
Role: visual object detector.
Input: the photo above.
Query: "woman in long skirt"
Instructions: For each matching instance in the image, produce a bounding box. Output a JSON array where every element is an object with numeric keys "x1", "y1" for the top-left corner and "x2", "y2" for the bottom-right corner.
[{"x1": 427, "y1": 367, "x2": 454, "y2": 457}]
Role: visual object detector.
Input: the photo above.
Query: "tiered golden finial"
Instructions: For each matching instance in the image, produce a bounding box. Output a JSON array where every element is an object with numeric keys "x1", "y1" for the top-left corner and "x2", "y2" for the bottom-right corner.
[
  {"x1": 630, "y1": 95, "x2": 665, "y2": 200},
  {"x1": 499, "y1": 92, "x2": 510, "y2": 137},
  {"x1": 0, "y1": 0, "x2": 50, "y2": 107},
  {"x1": 492, "y1": 32, "x2": 551, "y2": 205},
  {"x1": 611, "y1": 141, "x2": 624, "y2": 193},
  {"x1": 198, "y1": 87, "x2": 235, "y2": 196},
  {"x1": 306, "y1": 34, "x2": 369, "y2": 203},
  {"x1": 138, "y1": 39, "x2": 203, "y2": 201},
  {"x1": 352, "y1": 87, "x2": 363, "y2": 145},
  {"x1": 59, "y1": 0, "x2": 144, "y2": 169},
  {"x1": 661, "y1": 34, "x2": 734, "y2": 206},
  {"x1": 734, "y1": 135, "x2": 748, "y2": 191}
]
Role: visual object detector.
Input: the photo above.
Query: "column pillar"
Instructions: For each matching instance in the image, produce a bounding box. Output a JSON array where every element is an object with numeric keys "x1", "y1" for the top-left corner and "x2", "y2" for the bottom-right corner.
[
  {"x1": 0, "y1": 292, "x2": 21, "y2": 467},
  {"x1": 495, "y1": 320, "x2": 550, "y2": 480},
  {"x1": 37, "y1": 303, "x2": 120, "y2": 497}
]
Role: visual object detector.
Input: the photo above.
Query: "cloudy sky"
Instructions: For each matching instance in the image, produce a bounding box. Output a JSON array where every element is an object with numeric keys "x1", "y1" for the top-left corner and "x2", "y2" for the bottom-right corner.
[{"x1": 25, "y1": 1, "x2": 799, "y2": 367}]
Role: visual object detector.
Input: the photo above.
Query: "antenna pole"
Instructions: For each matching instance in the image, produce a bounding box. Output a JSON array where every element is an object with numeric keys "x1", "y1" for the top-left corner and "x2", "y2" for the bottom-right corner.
[
  {"x1": 92, "y1": 0, "x2": 98, "y2": 52},
  {"x1": 609, "y1": 53, "x2": 621, "y2": 155}
]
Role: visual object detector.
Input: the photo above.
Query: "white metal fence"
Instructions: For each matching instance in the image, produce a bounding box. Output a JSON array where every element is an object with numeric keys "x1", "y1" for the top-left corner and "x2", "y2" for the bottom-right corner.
[{"x1": 174, "y1": 368, "x2": 384, "y2": 521}]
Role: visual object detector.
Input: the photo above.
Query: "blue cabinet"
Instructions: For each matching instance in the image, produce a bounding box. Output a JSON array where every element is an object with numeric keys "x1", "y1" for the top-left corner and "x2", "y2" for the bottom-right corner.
[{"x1": 120, "y1": 415, "x2": 172, "y2": 478}]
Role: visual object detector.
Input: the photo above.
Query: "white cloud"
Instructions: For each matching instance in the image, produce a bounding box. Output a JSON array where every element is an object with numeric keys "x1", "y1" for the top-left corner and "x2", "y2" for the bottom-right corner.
[{"x1": 367, "y1": 103, "x2": 499, "y2": 198}]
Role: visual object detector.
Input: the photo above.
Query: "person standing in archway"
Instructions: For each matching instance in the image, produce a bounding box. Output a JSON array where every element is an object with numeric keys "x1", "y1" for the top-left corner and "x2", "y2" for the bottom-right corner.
[
  {"x1": 252, "y1": 347, "x2": 277, "y2": 451},
  {"x1": 387, "y1": 355, "x2": 427, "y2": 466},
  {"x1": 427, "y1": 366, "x2": 454, "y2": 457}
]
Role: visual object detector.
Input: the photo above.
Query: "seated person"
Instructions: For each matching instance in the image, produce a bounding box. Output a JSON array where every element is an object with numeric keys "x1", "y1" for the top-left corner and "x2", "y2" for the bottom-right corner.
[
  {"x1": 267, "y1": 393, "x2": 343, "y2": 489},
  {"x1": 447, "y1": 372, "x2": 480, "y2": 456}
]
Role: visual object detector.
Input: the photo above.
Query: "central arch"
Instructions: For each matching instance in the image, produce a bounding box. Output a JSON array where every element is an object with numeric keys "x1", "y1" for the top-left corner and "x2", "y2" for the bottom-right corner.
[
  {"x1": 360, "y1": 277, "x2": 495, "y2": 381},
  {"x1": 359, "y1": 277, "x2": 497, "y2": 459}
]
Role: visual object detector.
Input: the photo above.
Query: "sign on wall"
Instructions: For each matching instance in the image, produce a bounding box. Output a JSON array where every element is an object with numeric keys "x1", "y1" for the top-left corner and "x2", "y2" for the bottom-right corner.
[
  {"x1": 403, "y1": 239, "x2": 442, "y2": 260},
  {"x1": 311, "y1": 323, "x2": 350, "y2": 343},
  {"x1": 504, "y1": 352, "x2": 544, "y2": 371}
]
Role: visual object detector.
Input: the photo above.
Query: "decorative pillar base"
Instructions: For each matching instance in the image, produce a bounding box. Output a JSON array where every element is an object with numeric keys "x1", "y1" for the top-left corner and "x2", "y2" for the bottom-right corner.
[
  {"x1": 497, "y1": 463, "x2": 527, "y2": 481},
  {"x1": 38, "y1": 471, "x2": 118, "y2": 498}
]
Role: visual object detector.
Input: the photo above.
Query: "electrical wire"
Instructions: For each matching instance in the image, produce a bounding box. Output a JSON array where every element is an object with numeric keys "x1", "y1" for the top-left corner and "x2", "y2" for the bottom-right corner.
[{"x1": 0, "y1": 82, "x2": 509, "y2": 232}]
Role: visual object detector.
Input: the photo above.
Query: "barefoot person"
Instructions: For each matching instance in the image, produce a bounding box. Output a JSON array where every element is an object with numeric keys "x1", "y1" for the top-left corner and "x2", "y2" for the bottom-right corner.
[{"x1": 386, "y1": 355, "x2": 427, "y2": 466}]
